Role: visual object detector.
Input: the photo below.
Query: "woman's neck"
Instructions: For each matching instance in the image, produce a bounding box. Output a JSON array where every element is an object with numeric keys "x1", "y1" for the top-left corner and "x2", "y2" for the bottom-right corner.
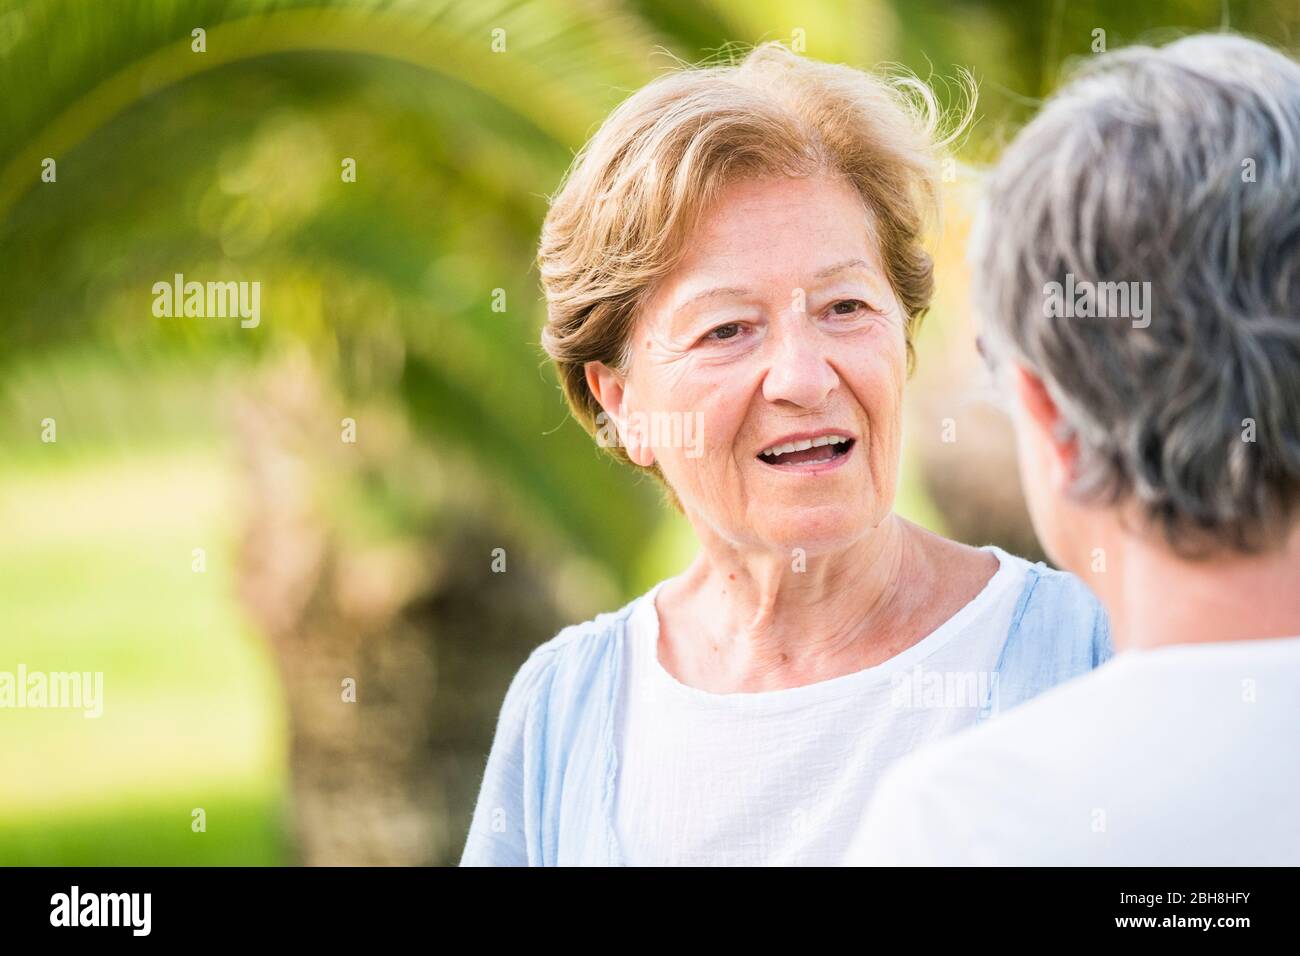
[
  {"x1": 1099, "y1": 525, "x2": 1300, "y2": 654},
  {"x1": 656, "y1": 516, "x2": 960, "y2": 693}
]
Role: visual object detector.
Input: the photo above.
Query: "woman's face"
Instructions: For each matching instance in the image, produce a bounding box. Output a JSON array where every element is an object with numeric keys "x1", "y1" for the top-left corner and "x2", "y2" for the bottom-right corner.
[{"x1": 602, "y1": 173, "x2": 909, "y2": 555}]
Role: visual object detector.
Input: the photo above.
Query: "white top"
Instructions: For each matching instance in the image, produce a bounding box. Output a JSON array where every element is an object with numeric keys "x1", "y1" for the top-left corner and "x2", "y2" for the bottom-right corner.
[
  {"x1": 844, "y1": 635, "x2": 1300, "y2": 865},
  {"x1": 612, "y1": 545, "x2": 1031, "y2": 866}
]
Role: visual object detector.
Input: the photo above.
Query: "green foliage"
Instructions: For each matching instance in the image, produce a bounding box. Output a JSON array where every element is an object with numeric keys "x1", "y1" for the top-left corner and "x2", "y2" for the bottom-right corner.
[{"x1": 6, "y1": 0, "x2": 1287, "y2": 579}]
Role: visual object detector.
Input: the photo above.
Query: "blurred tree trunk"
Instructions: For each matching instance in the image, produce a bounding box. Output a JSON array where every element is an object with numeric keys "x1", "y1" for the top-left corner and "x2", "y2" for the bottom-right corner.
[
  {"x1": 911, "y1": 397, "x2": 1046, "y2": 563},
  {"x1": 230, "y1": 356, "x2": 565, "y2": 865}
]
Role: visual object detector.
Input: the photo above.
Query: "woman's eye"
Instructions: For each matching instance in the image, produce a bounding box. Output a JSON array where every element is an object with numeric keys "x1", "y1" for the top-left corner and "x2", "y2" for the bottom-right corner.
[
  {"x1": 705, "y1": 322, "x2": 742, "y2": 341},
  {"x1": 829, "y1": 299, "x2": 867, "y2": 316}
]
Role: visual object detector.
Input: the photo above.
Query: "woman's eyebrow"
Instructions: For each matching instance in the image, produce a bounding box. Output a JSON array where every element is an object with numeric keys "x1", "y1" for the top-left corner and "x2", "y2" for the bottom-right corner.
[
  {"x1": 676, "y1": 259, "x2": 873, "y2": 311},
  {"x1": 666, "y1": 285, "x2": 751, "y2": 337},
  {"x1": 676, "y1": 286, "x2": 748, "y2": 308},
  {"x1": 673, "y1": 285, "x2": 750, "y2": 314},
  {"x1": 670, "y1": 258, "x2": 876, "y2": 321},
  {"x1": 813, "y1": 257, "x2": 873, "y2": 280}
]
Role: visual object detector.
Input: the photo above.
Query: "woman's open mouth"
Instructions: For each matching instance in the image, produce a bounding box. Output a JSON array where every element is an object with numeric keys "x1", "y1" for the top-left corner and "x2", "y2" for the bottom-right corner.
[{"x1": 756, "y1": 435, "x2": 856, "y2": 473}]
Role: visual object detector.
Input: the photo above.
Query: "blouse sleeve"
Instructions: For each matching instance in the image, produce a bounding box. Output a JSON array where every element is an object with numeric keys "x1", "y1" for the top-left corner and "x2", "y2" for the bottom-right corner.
[{"x1": 459, "y1": 645, "x2": 557, "y2": 866}]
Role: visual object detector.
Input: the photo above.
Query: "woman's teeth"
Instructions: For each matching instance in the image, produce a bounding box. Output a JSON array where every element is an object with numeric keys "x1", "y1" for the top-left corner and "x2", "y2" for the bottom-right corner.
[
  {"x1": 759, "y1": 434, "x2": 849, "y2": 458},
  {"x1": 758, "y1": 435, "x2": 853, "y2": 466}
]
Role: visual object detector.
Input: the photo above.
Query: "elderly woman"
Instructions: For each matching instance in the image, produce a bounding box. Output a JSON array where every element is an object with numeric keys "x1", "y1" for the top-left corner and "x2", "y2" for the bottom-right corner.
[{"x1": 461, "y1": 42, "x2": 1111, "y2": 867}]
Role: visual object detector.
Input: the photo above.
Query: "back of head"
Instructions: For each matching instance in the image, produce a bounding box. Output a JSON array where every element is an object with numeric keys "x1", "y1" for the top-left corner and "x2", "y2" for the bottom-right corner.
[{"x1": 971, "y1": 34, "x2": 1300, "y2": 556}]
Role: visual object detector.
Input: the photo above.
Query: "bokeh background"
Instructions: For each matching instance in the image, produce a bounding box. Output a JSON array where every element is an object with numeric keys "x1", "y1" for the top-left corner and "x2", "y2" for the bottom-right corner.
[{"x1": 2, "y1": 0, "x2": 1296, "y2": 865}]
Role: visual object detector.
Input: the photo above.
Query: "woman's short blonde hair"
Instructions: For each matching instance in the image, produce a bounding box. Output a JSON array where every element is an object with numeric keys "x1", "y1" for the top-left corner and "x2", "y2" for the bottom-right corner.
[{"x1": 538, "y1": 41, "x2": 967, "y2": 500}]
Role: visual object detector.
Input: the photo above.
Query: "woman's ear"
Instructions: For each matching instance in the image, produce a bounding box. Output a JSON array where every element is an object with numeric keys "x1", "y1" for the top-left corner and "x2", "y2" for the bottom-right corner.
[
  {"x1": 584, "y1": 360, "x2": 655, "y2": 468},
  {"x1": 1010, "y1": 362, "x2": 1077, "y2": 489}
]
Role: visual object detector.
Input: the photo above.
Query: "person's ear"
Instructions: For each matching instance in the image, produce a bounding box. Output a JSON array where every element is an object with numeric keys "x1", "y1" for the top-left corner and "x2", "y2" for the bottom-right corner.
[
  {"x1": 584, "y1": 360, "x2": 655, "y2": 468},
  {"x1": 1010, "y1": 362, "x2": 1077, "y2": 488}
]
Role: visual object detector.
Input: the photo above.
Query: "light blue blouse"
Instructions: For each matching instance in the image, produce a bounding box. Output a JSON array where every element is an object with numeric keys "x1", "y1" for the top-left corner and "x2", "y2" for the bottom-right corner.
[{"x1": 460, "y1": 558, "x2": 1112, "y2": 866}]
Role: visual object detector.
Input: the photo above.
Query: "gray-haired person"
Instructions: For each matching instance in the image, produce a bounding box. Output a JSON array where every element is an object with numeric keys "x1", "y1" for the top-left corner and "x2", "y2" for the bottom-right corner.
[{"x1": 845, "y1": 34, "x2": 1300, "y2": 865}]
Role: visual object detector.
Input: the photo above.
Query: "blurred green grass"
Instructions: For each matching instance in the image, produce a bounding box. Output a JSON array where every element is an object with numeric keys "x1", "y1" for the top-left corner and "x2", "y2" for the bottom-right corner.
[
  {"x1": 0, "y1": 380, "x2": 290, "y2": 864},
  {"x1": 0, "y1": 790, "x2": 288, "y2": 866}
]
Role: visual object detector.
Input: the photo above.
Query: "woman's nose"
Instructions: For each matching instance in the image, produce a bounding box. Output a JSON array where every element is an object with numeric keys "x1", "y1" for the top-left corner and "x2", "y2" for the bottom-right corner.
[{"x1": 760, "y1": 322, "x2": 839, "y2": 408}]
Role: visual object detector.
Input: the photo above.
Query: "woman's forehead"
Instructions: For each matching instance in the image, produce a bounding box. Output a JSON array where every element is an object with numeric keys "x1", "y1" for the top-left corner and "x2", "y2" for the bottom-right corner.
[
  {"x1": 672, "y1": 176, "x2": 880, "y2": 268},
  {"x1": 632, "y1": 175, "x2": 893, "y2": 329}
]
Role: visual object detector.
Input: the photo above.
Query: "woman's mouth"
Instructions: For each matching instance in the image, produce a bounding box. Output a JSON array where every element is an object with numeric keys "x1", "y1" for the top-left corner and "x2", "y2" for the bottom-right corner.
[{"x1": 756, "y1": 435, "x2": 856, "y2": 472}]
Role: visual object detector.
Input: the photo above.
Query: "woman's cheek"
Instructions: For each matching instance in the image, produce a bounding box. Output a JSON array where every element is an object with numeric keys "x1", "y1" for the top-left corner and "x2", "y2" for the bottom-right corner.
[{"x1": 850, "y1": 335, "x2": 906, "y2": 513}]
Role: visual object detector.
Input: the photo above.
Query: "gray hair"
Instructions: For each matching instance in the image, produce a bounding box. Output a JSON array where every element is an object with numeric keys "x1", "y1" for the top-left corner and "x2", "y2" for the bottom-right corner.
[{"x1": 971, "y1": 34, "x2": 1300, "y2": 555}]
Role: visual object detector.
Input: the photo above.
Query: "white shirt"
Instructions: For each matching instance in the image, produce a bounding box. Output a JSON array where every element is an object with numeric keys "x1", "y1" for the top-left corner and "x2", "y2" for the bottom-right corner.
[
  {"x1": 612, "y1": 545, "x2": 1030, "y2": 865},
  {"x1": 844, "y1": 635, "x2": 1300, "y2": 865}
]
